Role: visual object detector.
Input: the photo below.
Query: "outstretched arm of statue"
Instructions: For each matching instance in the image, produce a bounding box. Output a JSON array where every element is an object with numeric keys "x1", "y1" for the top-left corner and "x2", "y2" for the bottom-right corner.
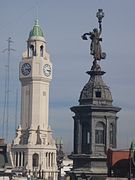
[{"x1": 81, "y1": 32, "x2": 91, "y2": 40}]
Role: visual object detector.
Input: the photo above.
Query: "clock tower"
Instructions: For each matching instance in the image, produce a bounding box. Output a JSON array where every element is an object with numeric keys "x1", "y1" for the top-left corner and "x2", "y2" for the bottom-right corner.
[{"x1": 12, "y1": 19, "x2": 58, "y2": 179}]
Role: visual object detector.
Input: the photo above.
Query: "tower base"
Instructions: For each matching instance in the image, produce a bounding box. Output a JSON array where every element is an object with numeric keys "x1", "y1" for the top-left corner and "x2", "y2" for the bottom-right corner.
[
  {"x1": 66, "y1": 153, "x2": 107, "y2": 180},
  {"x1": 11, "y1": 144, "x2": 58, "y2": 180}
]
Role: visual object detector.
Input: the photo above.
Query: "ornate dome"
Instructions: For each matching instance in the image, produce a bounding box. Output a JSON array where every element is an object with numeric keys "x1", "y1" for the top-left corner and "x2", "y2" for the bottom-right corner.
[
  {"x1": 29, "y1": 19, "x2": 44, "y2": 39},
  {"x1": 79, "y1": 62, "x2": 113, "y2": 106}
]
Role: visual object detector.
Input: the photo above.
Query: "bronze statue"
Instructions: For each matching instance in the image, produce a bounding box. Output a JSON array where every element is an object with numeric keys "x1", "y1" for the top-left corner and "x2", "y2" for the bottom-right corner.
[{"x1": 82, "y1": 9, "x2": 106, "y2": 61}]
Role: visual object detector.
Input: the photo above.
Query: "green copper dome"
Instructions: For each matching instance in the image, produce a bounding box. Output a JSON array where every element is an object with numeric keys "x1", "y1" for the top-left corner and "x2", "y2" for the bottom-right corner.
[{"x1": 29, "y1": 19, "x2": 44, "y2": 38}]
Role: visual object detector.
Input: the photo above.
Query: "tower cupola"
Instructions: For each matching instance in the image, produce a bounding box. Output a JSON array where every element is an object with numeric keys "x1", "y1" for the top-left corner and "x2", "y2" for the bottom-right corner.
[
  {"x1": 79, "y1": 60, "x2": 113, "y2": 106},
  {"x1": 29, "y1": 19, "x2": 44, "y2": 39},
  {"x1": 27, "y1": 19, "x2": 46, "y2": 58}
]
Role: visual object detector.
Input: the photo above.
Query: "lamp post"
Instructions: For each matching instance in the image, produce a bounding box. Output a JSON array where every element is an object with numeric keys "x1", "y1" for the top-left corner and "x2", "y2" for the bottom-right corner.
[{"x1": 96, "y1": 9, "x2": 104, "y2": 30}]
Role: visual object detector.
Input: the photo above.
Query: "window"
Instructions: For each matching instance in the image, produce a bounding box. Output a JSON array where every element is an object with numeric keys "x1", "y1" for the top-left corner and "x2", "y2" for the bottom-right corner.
[
  {"x1": 95, "y1": 122, "x2": 105, "y2": 144},
  {"x1": 32, "y1": 153, "x2": 39, "y2": 167},
  {"x1": 87, "y1": 132, "x2": 90, "y2": 144},
  {"x1": 95, "y1": 91, "x2": 101, "y2": 98},
  {"x1": 30, "y1": 44, "x2": 35, "y2": 56},
  {"x1": 40, "y1": 45, "x2": 43, "y2": 57}
]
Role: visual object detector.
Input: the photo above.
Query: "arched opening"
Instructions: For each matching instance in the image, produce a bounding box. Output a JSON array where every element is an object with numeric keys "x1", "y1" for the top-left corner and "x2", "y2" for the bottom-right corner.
[
  {"x1": 32, "y1": 153, "x2": 39, "y2": 168},
  {"x1": 30, "y1": 44, "x2": 35, "y2": 56},
  {"x1": 95, "y1": 122, "x2": 105, "y2": 144},
  {"x1": 40, "y1": 45, "x2": 43, "y2": 57}
]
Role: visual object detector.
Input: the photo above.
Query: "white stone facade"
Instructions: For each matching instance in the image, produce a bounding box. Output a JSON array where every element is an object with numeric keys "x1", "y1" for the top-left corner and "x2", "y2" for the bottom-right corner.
[{"x1": 11, "y1": 19, "x2": 58, "y2": 180}]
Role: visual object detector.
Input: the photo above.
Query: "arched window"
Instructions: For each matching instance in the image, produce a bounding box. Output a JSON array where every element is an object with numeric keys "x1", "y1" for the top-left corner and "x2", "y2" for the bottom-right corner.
[
  {"x1": 32, "y1": 153, "x2": 39, "y2": 167},
  {"x1": 40, "y1": 45, "x2": 43, "y2": 57},
  {"x1": 95, "y1": 122, "x2": 105, "y2": 144},
  {"x1": 30, "y1": 44, "x2": 35, "y2": 56},
  {"x1": 110, "y1": 123, "x2": 113, "y2": 145}
]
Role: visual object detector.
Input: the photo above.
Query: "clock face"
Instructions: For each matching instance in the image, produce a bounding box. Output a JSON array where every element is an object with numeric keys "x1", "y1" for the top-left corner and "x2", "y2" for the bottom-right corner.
[
  {"x1": 21, "y1": 63, "x2": 31, "y2": 76},
  {"x1": 43, "y1": 64, "x2": 51, "y2": 77}
]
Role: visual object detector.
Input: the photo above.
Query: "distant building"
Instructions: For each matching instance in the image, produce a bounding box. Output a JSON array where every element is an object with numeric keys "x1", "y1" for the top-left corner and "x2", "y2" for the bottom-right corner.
[
  {"x1": 0, "y1": 139, "x2": 13, "y2": 179},
  {"x1": 11, "y1": 19, "x2": 57, "y2": 180},
  {"x1": 61, "y1": 157, "x2": 73, "y2": 179},
  {"x1": 107, "y1": 148, "x2": 135, "y2": 178}
]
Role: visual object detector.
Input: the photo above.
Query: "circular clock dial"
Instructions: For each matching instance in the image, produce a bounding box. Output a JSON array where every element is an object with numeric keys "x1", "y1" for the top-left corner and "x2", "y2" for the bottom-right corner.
[
  {"x1": 43, "y1": 64, "x2": 51, "y2": 77},
  {"x1": 21, "y1": 63, "x2": 31, "y2": 76}
]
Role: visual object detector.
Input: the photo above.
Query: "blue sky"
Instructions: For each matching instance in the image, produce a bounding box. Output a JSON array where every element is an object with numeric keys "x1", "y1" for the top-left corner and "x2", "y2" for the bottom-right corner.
[{"x1": 0, "y1": 0, "x2": 135, "y2": 152}]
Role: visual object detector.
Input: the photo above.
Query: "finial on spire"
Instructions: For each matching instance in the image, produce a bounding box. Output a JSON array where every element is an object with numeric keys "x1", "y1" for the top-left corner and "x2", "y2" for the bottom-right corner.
[
  {"x1": 35, "y1": 18, "x2": 39, "y2": 26},
  {"x1": 34, "y1": 3, "x2": 39, "y2": 26},
  {"x1": 82, "y1": 9, "x2": 106, "y2": 61}
]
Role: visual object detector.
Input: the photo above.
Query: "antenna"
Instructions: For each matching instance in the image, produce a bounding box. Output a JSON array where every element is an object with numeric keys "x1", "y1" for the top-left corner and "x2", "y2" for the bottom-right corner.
[
  {"x1": 15, "y1": 89, "x2": 18, "y2": 134},
  {"x1": 2, "y1": 70, "x2": 7, "y2": 138},
  {"x1": 36, "y1": 5, "x2": 39, "y2": 20},
  {"x1": 2, "y1": 37, "x2": 15, "y2": 142}
]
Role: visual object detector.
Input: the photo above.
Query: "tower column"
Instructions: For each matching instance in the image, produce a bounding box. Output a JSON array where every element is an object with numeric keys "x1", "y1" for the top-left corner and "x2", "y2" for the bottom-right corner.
[
  {"x1": 74, "y1": 118, "x2": 82, "y2": 154},
  {"x1": 91, "y1": 117, "x2": 94, "y2": 154}
]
